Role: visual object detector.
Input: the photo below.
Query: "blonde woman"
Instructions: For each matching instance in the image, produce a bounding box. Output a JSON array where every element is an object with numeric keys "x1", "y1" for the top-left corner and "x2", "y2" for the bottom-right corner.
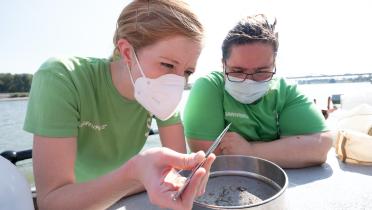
[{"x1": 24, "y1": 0, "x2": 214, "y2": 209}]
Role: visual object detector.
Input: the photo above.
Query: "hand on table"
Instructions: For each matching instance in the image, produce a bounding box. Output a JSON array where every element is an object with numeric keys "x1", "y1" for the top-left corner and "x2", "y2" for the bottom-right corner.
[{"x1": 219, "y1": 132, "x2": 253, "y2": 155}]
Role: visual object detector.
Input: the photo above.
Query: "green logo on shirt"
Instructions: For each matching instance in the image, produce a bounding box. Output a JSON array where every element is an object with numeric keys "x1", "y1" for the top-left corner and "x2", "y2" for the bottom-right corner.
[
  {"x1": 225, "y1": 112, "x2": 249, "y2": 119},
  {"x1": 79, "y1": 121, "x2": 107, "y2": 131}
]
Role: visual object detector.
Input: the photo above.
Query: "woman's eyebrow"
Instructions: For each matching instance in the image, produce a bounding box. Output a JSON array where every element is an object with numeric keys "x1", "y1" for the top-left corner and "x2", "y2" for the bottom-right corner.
[
  {"x1": 236, "y1": 64, "x2": 274, "y2": 72},
  {"x1": 228, "y1": 66, "x2": 246, "y2": 71},
  {"x1": 159, "y1": 56, "x2": 179, "y2": 65},
  {"x1": 255, "y1": 65, "x2": 272, "y2": 70},
  {"x1": 160, "y1": 56, "x2": 196, "y2": 72}
]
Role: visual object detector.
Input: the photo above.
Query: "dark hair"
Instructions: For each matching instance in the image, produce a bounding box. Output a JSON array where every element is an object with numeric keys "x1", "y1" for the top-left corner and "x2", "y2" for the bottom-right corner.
[{"x1": 222, "y1": 14, "x2": 278, "y2": 62}]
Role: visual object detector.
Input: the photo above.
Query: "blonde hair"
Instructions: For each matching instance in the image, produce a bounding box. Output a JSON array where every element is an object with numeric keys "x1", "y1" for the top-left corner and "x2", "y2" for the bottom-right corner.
[{"x1": 112, "y1": 0, "x2": 203, "y2": 59}]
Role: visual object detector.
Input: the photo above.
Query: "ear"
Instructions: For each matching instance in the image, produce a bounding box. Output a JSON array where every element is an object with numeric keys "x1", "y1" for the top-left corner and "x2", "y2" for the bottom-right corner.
[
  {"x1": 117, "y1": 38, "x2": 133, "y2": 66},
  {"x1": 221, "y1": 59, "x2": 226, "y2": 72}
]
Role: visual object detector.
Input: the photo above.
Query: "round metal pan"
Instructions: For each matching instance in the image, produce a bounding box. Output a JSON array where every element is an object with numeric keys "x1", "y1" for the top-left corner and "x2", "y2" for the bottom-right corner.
[{"x1": 193, "y1": 155, "x2": 288, "y2": 210}]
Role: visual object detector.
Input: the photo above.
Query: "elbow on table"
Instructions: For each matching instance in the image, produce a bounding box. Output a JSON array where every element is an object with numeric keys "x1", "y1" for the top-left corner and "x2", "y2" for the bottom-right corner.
[{"x1": 313, "y1": 131, "x2": 333, "y2": 164}]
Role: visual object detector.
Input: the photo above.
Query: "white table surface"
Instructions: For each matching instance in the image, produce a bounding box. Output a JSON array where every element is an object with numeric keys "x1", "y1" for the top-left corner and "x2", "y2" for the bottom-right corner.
[{"x1": 109, "y1": 148, "x2": 372, "y2": 210}]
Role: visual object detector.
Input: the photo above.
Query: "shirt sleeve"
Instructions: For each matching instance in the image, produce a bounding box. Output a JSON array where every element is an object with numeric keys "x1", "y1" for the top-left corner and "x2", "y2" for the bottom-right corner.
[
  {"x1": 183, "y1": 75, "x2": 225, "y2": 141},
  {"x1": 155, "y1": 111, "x2": 182, "y2": 127},
  {"x1": 279, "y1": 81, "x2": 328, "y2": 136},
  {"x1": 23, "y1": 59, "x2": 80, "y2": 137}
]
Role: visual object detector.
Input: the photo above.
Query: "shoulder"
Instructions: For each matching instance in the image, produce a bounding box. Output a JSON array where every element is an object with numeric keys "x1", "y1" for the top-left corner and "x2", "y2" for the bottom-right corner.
[
  {"x1": 193, "y1": 71, "x2": 224, "y2": 89},
  {"x1": 37, "y1": 57, "x2": 108, "y2": 75},
  {"x1": 267, "y1": 77, "x2": 300, "y2": 98},
  {"x1": 32, "y1": 57, "x2": 109, "y2": 91},
  {"x1": 186, "y1": 71, "x2": 225, "y2": 107},
  {"x1": 269, "y1": 77, "x2": 296, "y2": 90}
]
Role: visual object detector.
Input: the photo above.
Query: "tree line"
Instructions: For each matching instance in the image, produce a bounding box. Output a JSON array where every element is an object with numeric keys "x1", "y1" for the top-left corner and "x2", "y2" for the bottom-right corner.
[
  {"x1": 297, "y1": 75, "x2": 372, "y2": 85},
  {"x1": 0, "y1": 73, "x2": 33, "y2": 93}
]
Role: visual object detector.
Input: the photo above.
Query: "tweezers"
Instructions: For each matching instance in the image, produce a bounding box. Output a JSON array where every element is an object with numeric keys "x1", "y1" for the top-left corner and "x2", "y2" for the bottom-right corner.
[{"x1": 172, "y1": 122, "x2": 232, "y2": 200}]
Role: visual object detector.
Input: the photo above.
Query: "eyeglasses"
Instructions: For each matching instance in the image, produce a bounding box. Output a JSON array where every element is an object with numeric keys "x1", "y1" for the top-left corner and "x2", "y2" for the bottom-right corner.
[{"x1": 224, "y1": 65, "x2": 276, "y2": 82}]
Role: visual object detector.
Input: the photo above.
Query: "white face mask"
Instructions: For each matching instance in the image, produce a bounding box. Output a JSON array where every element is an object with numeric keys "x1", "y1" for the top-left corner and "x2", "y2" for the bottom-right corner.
[
  {"x1": 224, "y1": 76, "x2": 270, "y2": 104},
  {"x1": 127, "y1": 50, "x2": 185, "y2": 121}
]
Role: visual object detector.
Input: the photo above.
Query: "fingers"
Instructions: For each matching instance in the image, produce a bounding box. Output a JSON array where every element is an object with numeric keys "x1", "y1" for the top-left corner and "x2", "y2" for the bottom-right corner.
[
  {"x1": 147, "y1": 148, "x2": 217, "y2": 210},
  {"x1": 219, "y1": 139, "x2": 229, "y2": 154},
  {"x1": 166, "y1": 154, "x2": 215, "y2": 209},
  {"x1": 163, "y1": 168, "x2": 187, "y2": 189},
  {"x1": 180, "y1": 167, "x2": 206, "y2": 209},
  {"x1": 197, "y1": 153, "x2": 216, "y2": 195},
  {"x1": 182, "y1": 151, "x2": 205, "y2": 170},
  {"x1": 161, "y1": 149, "x2": 206, "y2": 170},
  {"x1": 154, "y1": 168, "x2": 205, "y2": 210},
  {"x1": 219, "y1": 132, "x2": 232, "y2": 149}
]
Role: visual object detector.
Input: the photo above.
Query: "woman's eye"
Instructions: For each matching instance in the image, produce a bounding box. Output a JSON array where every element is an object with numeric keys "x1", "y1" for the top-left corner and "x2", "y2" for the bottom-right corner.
[
  {"x1": 161, "y1": 62, "x2": 174, "y2": 70},
  {"x1": 184, "y1": 70, "x2": 193, "y2": 77}
]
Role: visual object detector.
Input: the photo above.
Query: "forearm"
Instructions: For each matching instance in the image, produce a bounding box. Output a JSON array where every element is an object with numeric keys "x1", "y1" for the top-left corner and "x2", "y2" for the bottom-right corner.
[
  {"x1": 249, "y1": 132, "x2": 333, "y2": 168},
  {"x1": 37, "y1": 156, "x2": 144, "y2": 210},
  {"x1": 159, "y1": 123, "x2": 187, "y2": 153},
  {"x1": 163, "y1": 140, "x2": 187, "y2": 154}
]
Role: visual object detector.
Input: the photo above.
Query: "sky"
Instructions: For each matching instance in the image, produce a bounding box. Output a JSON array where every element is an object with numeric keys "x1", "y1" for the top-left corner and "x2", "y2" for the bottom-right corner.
[{"x1": 1, "y1": 0, "x2": 372, "y2": 81}]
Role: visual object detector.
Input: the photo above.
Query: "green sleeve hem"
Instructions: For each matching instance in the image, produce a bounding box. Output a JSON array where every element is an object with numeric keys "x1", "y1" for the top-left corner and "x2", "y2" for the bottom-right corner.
[
  {"x1": 157, "y1": 119, "x2": 182, "y2": 127},
  {"x1": 185, "y1": 131, "x2": 216, "y2": 141},
  {"x1": 23, "y1": 124, "x2": 77, "y2": 138},
  {"x1": 156, "y1": 112, "x2": 182, "y2": 127}
]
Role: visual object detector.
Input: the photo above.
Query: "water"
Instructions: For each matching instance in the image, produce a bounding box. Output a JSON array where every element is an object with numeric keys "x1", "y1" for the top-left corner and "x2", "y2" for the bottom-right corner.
[
  {"x1": 1, "y1": 82, "x2": 371, "y2": 186},
  {"x1": 0, "y1": 99, "x2": 34, "y2": 185},
  {"x1": 0, "y1": 99, "x2": 33, "y2": 151},
  {"x1": 295, "y1": 82, "x2": 372, "y2": 110}
]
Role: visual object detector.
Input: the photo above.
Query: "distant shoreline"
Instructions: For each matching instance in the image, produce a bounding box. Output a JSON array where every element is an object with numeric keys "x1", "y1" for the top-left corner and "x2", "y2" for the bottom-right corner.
[
  {"x1": 0, "y1": 97, "x2": 29, "y2": 102},
  {"x1": 0, "y1": 93, "x2": 29, "y2": 102}
]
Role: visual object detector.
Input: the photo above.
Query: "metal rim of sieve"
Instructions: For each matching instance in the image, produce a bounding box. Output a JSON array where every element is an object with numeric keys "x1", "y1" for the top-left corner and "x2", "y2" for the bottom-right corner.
[{"x1": 194, "y1": 170, "x2": 287, "y2": 209}]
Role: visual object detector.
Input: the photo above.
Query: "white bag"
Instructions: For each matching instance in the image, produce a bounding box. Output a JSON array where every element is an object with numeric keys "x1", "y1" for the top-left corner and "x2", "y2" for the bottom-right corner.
[
  {"x1": 337, "y1": 104, "x2": 372, "y2": 134},
  {"x1": 335, "y1": 129, "x2": 372, "y2": 165}
]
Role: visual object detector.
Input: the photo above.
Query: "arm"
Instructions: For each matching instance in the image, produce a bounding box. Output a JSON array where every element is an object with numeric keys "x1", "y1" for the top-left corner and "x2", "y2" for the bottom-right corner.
[
  {"x1": 33, "y1": 135, "x2": 144, "y2": 210},
  {"x1": 249, "y1": 132, "x2": 333, "y2": 168},
  {"x1": 34, "y1": 135, "x2": 215, "y2": 210},
  {"x1": 159, "y1": 123, "x2": 187, "y2": 153},
  {"x1": 188, "y1": 131, "x2": 333, "y2": 168}
]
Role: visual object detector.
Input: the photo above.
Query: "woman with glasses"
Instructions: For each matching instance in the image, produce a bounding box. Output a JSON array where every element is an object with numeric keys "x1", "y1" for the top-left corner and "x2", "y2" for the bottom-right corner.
[{"x1": 184, "y1": 14, "x2": 333, "y2": 168}]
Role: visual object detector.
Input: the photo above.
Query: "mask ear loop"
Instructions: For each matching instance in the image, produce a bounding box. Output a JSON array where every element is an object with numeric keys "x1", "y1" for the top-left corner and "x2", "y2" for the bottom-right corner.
[
  {"x1": 126, "y1": 61, "x2": 135, "y2": 86},
  {"x1": 132, "y1": 49, "x2": 147, "y2": 78},
  {"x1": 127, "y1": 49, "x2": 147, "y2": 86}
]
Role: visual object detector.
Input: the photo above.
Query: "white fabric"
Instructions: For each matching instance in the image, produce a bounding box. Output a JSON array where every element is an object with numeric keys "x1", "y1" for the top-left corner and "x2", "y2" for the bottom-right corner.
[
  {"x1": 0, "y1": 156, "x2": 34, "y2": 210},
  {"x1": 332, "y1": 104, "x2": 372, "y2": 165},
  {"x1": 132, "y1": 74, "x2": 185, "y2": 120},
  {"x1": 336, "y1": 103, "x2": 372, "y2": 134},
  {"x1": 335, "y1": 129, "x2": 372, "y2": 165},
  {"x1": 128, "y1": 51, "x2": 185, "y2": 121},
  {"x1": 224, "y1": 77, "x2": 270, "y2": 104}
]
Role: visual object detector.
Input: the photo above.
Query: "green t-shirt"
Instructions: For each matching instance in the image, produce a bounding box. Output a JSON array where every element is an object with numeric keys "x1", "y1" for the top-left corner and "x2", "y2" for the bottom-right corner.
[
  {"x1": 24, "y1": 57, "x2": 181, "y2": 182},
  {"x1": 184, "y1": 71, "x2": 328, "y2": 142}
]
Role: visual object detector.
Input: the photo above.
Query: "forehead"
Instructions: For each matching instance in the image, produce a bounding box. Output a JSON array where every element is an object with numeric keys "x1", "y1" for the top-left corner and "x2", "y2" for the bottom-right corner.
[
  {"x1": 139, "y1": 36, "x2": 202, "y2": 67},
  {"x1": 227, "y1": 43, "x2": 275, "y2": 66}
]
